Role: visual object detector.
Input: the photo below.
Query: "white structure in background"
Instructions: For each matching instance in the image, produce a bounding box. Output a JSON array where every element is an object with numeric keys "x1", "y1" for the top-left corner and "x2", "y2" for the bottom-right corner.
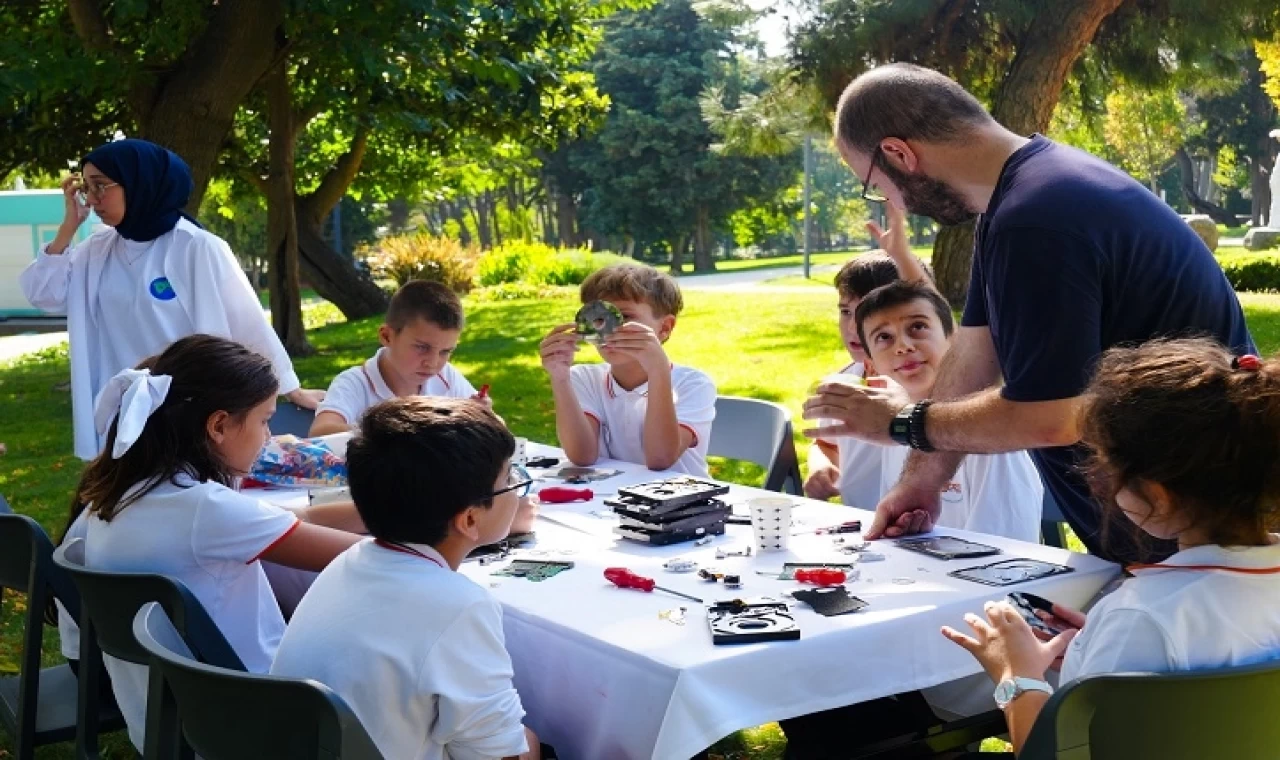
[
  {"x1": 0, "y1": 190, "x2": 102, "y2": 317},
  {"x1": 1244, "y1": 129, "x2": 1280, "y2": 251}
]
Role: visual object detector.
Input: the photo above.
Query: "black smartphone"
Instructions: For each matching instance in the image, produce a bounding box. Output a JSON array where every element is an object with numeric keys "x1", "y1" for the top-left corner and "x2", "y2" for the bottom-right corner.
[
  {"x1": 1008, "y1": 592, "x2": 1062, "y2": 635},
  {"x1": 949, "y1": 558, "x2": 1074, "y2": 586},
  {"x1": 896, "y1": 536, "x2": 1002, "y2": 560}
]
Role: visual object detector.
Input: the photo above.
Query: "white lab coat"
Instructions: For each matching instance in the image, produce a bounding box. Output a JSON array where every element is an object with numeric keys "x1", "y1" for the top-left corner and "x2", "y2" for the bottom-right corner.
[{"x1": 20, "y1": 219, "x2": 300, "y2": 459}]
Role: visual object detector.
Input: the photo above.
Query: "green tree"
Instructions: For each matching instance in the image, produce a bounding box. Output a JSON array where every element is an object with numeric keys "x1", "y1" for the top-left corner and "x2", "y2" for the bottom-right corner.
[
  {"x1": 789, "y1": 0, "x2": 1280, "y2": 305},
  {"x1": 546, "y1": 0, "x2": 798, "y2": 272},
  {"x1": 1103, "y1": 80, "x2": 1186, "y2": 193}
]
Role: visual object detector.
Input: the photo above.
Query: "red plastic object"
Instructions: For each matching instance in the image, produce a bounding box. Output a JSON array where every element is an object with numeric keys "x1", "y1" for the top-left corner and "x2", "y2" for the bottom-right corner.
[
  {"x1": 795, "y1": 568, "x2": 847, "y2": 586},
  {"x1": 605, "y1": 567, "x2": 655, "y2": 592},
  {"x1": 477, "y1": 384, "x2": 491, "y2": 398},
  {"x1": 537, "y1": 486, "x2": 594, "y2": 503}
]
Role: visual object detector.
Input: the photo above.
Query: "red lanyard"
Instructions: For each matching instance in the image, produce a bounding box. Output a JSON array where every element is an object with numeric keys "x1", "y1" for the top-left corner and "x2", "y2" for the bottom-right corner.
[
  {"x1": 374, "y1": 539, "x2": 445, "y2": 568},
  {"x1": 1127, "y1": 563, "x2": 1280, "y2": 575}
]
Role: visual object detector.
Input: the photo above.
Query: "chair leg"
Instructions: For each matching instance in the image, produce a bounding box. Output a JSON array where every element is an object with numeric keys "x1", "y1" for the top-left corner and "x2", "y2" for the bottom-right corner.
[
  {"x1": 75, "y1": 619, "x2": 105, "y2": 760},
  {"x1": 143, "y1": 665, "x2": 186, "y2": 760}
]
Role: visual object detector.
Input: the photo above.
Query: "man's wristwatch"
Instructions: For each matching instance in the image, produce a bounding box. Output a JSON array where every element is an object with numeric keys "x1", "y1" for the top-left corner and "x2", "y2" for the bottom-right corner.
[
  {"x1": 993, "y1": 677, "x2": 1054, "y2": 709},
  {"x1": 888, "y1": 400, "x2": 934, "y2": 451}
]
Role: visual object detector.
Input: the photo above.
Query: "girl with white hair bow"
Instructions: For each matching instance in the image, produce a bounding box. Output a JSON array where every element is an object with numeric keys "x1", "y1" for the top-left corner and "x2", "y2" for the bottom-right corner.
[{"x1": 62, "y1": 334, "x2": 362, "y2": 752}]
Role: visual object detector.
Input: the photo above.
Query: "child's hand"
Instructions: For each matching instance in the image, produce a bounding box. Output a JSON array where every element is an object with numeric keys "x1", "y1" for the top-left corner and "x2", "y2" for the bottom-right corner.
[
  {"x1": 540, "y1": 323, "x2": 579, "y2": 381},
  {"x1": 603, "y1": 322, "x2": 668, "y2": 374},
  {"x1": 941, "y1": 601, "x2": 1077, "y2": 684},
  {"x1": 1030, "y1": 603, "x2": 1087, "y2": 670},
  {"x1": 866, "y1": 202, "x2": 911, "y2": 263},
  {"x1": 804, "y1": 465, "x2": 841, "y2": 500}
]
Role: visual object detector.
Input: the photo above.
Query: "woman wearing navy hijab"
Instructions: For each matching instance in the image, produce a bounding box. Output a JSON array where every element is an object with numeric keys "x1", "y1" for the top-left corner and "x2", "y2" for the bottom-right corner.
[{"x1": 20, "y1": 139, "x2": 324, "y2": 459}]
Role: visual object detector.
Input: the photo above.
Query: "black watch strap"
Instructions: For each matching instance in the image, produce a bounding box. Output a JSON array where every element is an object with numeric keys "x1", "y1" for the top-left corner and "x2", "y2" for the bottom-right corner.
[{"x1": 888, "y1": 400, "x2": 935, "y2": 451}]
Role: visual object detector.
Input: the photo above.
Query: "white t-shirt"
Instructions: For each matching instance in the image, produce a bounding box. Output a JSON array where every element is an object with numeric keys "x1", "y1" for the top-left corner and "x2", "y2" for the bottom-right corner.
[
  {"x1": 57, "y1": 511, "x2": 90, "y2": 661},
  {"x1": 880, "y1": 446, "x2": 1042, "y2": 542},
  {"x1": 1060, "y1": 540, "x2": 1280, "y2": 683},
  {"x1": 814, "y1": 363, "x2": 882, "y2": 510},
  {"x1": 568, "y1": 362, "x2": 717, "y2": 477},
  {"x1": 317, "y1": 347, "x2": 477, "y2": 426},
  {"x1": 84, "y1": 476, "x2": 298, "y2": 749},
  {"x1": 271, "y1": 540, "x2": 528, "y2": 760}
]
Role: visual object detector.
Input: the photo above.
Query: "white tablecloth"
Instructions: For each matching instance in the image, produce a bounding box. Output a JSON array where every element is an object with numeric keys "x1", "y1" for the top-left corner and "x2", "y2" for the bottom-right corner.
[{"x1": 444, "y1": 444, "x2": 1121, "y2": 760}]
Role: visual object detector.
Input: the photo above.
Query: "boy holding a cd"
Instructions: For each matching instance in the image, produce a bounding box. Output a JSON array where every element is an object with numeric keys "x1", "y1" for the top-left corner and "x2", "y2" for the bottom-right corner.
[{"x1": 538, "y1": 264, "x2": 716, "y2": 476}]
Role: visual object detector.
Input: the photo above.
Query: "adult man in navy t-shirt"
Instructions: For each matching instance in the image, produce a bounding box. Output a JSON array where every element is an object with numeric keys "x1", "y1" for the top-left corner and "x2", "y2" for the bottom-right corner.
[{"x1": 804, "y1": 64, "x2": 1254, "y2": 563}]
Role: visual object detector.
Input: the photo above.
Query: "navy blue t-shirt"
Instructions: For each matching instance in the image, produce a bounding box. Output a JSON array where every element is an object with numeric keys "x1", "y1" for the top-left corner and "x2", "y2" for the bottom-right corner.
[{"x1": 962, "y1": 135, "x2": 1255, "y2": 562}]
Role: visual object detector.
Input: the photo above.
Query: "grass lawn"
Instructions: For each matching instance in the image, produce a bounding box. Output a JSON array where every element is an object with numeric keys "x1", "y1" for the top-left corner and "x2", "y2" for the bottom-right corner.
[{"x1": 6, "y1": 287, "x2": 1280, "y2": 758}]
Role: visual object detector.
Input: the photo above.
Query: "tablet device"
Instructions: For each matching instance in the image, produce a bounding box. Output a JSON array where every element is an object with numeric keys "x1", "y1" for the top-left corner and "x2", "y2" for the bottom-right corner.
[
  {"x1": 895, "y1": 536, "x2": 1001, "y2": 560},
  {"x1": 949, "y1": 558, "x2": 1074, "y2": 587}
]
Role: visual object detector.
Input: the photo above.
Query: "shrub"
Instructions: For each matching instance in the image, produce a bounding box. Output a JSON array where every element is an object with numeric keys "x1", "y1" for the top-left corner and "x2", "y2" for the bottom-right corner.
[
  {"x1": 359, "y1": 233, "x2": 480, "y2": 293},
  {"x1": 1218, "y1": 254, "x2": 1280, "y2": 293},
  {"x1": 478, "y1": 242, "x2": 630, "y2": 287},
  {"x1": 470, "y1": 283, "x2": 578, "y2": 302}
]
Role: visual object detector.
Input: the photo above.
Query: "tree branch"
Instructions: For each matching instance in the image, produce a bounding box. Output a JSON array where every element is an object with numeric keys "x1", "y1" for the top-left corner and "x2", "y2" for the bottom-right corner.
[
  {"x1": 300, "y1": 126, "x2": 371, "y2": 224},
  {"x1": 67, "y1": 0, "x2": 113, "y2": 52}
]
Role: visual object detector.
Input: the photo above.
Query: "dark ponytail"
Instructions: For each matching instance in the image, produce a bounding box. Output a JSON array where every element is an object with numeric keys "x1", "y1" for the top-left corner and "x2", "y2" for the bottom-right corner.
[{"x1": 73, "y1": 334, "x2": 278, "y2": 522}]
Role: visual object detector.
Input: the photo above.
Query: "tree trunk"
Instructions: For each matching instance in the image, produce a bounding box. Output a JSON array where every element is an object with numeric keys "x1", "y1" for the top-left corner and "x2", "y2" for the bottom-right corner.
[
  {"x1": 555, "y1": 191, "x2": 579, "y2": 247},
  {"x1": 669, "y1": 235, "x2": 689, "y2": 276},
  {"x1": 487, "y1": 190, "x2": 503, "y2": 247},
  {"x1": 264, "y1": 62, "x2": 312, "y2": 356},
  {"x1": 123, "y1": 0, "x2": 286, "y2": 211},
  {"x1": 930, "y1": 0, "x2": 1126, "y2": 307},
  {"x1": 1176, "y1": 148, "x2": 1237, "y2": 226},
  {"x1": 387, "y1": 198, "x2": 411, "y2": 233},
  {"x1": 692, "y1": 205, "x2": 716, "y2": 273}
]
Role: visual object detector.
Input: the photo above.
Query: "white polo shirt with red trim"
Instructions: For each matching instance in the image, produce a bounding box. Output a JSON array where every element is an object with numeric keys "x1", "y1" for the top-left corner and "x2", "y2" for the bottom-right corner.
[
  {"x1": 84, "y1": 475, "x2": 298, "y2": 750},
  {"x1": 568, "y1": 362, "x2": 717, "y2": 477},
  {"x1": 1059, "y1": 539, "x2": 1280, "y2": 683},
  {"x1": 317, "y1": 347, "x2": 477, "y2": 426}
]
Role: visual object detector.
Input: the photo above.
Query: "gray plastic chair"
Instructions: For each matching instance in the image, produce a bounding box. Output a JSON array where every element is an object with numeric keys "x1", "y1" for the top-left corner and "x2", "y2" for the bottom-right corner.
[
  {"x1": 0, "y1": 502, "x2": 124, "y2": 760},
  {"x1": 708, "y1": 396, "x2": 803, "y2": 495},
  {"x1": 52, "y1": 538, "x2": 245, "y2": 759},
  {"x1": 1020, "y1": 660, "x2": 1280, "y2": 759},
  {"x1": 272, "y1": 400, "x2": 318, "y2": 438},
  {"x1": 133, "y1": 603, "x2": 385, "y2": 760},
  {"x1": 1040, "y1": 490, "x2": 1067, "y2": 549}
]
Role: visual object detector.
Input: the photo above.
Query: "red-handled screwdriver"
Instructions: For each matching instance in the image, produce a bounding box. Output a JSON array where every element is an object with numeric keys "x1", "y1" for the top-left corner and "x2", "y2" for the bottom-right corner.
[
  {"x1": 604, "y1": 567, "x2": 704, "y2": 603},
  {"x1": 794, "y1": 568, "x2": 847, "y2": 586},
  {"x1": 537, "y1": 486, "x2": 594, "y2": 503}
]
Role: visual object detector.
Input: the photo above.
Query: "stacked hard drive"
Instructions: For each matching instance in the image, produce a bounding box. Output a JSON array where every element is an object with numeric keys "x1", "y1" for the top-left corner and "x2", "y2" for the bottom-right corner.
[{"x1": 606, "y1": 477, "x2": 731, "y2": 545}]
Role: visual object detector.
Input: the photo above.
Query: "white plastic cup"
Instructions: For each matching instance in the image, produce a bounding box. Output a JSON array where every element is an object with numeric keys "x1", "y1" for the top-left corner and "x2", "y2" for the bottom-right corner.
[
  {"x1": 749, "y1": 496, "x2": 794, "y2": 552},
  {"x1": 513, "y1": 437, "x2": 528, "y2": 467}
]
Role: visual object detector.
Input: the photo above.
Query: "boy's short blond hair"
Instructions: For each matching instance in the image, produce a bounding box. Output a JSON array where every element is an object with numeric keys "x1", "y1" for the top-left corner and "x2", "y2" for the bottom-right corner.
[{"x1": 579, "y1": 264, "x2": 684, "y2": 318}]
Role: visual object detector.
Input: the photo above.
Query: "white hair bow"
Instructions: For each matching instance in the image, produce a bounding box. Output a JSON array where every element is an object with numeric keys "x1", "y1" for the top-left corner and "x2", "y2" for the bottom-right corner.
[{"x1": 93, "y1": 368, "x2": 173, "y2": 459}]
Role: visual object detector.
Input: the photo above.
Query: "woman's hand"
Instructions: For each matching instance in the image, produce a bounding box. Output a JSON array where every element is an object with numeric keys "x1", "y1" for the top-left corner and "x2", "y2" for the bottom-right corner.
[
  {"x1": 286, "y1": 388, "x2": 326, "y2": 410},
  {"x1": 46, "y1": 174, "x2": 90, "y2": 255}
]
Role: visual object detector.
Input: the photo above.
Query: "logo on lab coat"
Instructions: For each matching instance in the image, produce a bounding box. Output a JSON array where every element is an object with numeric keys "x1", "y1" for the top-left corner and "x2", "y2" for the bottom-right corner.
[{"x1": 149, "y1": 278, "x2": 176, "y2": 301}]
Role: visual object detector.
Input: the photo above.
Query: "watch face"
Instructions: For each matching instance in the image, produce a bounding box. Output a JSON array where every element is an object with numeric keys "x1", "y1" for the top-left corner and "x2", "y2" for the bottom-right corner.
[{"x1": 993, "y1": 679, "x2": 1018, "y2": 708}]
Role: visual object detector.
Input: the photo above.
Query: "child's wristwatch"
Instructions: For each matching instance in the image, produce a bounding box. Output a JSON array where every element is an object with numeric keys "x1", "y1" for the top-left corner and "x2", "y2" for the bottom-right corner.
[
  {"x1": 993, "y1": 677, "x2": 1054, "y2": 709},
  {"x1": 888, "y1": 400, "x2": 934, "y2": 451}
]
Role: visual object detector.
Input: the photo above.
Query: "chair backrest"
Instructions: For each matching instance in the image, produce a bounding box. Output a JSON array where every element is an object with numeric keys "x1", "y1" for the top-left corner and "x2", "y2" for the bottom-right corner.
[
  {"x1": 708, "y1": 396, "x2": 803, "y2": 495},
  {"x1": 0, "y1": 512, "x2": 69, "y2": 744},
  {"x1": 1021, "y1": 660, "x2": 1280, "y2": 759},
  {"x1": 272, "y1": 400, "x2": 317, "y2": 438},
  {"x1": 52, "y1": 538, "x2": 244, "y2": 670},
  {"x1": 1040, "y1": 490, "x2": 1067, "y2": 549},
  {"x1": 133, "y1": 603, "x2": 386, "y2": 760}
]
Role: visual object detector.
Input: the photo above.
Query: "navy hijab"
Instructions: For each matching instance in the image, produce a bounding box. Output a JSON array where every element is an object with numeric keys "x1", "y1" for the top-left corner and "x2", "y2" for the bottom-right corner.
[{"x1": 82, "y1": 139, "x2": 203, "y2": 242}]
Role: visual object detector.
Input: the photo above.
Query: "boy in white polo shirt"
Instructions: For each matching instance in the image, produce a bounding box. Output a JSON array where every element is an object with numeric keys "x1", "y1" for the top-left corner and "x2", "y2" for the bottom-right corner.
[
  {"x1": 538, "y1": 264, "x2": 716, "y2": 477},
  {"x1": 272, "y1": 397, "x2": 541, "y2": 760},
  {"x1": 310, "y1": 281, "x2": 485, "y2": 436},
  {"x1": 856, "y1": 280, "x2": 1041, "y2": 541}
]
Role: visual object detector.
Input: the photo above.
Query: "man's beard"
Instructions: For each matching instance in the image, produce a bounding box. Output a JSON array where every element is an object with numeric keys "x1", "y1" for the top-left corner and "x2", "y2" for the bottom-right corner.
[{"x1": 879, "y1": 162, "x2": 976, "y2": 226}]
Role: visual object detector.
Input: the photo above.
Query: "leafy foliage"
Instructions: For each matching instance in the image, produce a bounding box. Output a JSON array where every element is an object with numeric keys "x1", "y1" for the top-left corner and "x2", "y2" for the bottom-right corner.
[
  {"x1": 478, "y1": 242, "x2": 628, "y2": 286},
  {"x1": 1103, "y1": 79, "x2": 1186, "y2": 189},
  {"x1": 1220, "y1": 253, "x2": 1280, "y2": 292},
  {"x1": 360, "y1": 233, "x2": 480, "y2": 292}
]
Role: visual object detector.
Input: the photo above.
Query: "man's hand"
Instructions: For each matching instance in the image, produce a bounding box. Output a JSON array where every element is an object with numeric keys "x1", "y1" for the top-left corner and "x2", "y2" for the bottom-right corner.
[
  {"x1": 941, "y1": 601, "x2": 1077, "y2": 685},
  {"x1": 603, "y1": 322, "x2": 669, "y2": 376},
  {"x1": 539, "y1": 323, "x2": 579, "y2": 382},
  {"x1": 286, "y1": 388, "x2": 326, "y2": 410},
  {"x1": 804, "y1": 465, "x2": 841, "y2": 501},
  {"x1": 865, "y1": 480, "x2": 943, "y2": 539},
  {"x1": 801, "y1": 375, "x2": 911, "y2": 444}
]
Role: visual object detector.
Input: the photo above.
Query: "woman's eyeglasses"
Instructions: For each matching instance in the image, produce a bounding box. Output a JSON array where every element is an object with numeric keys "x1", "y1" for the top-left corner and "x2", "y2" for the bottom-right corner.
[
  {"x1": 493, "y1": 464, "x2": 533, "y2": 498},
  {"x1": 76, "y1": 180, "x2": 119, "y2": 202}
]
